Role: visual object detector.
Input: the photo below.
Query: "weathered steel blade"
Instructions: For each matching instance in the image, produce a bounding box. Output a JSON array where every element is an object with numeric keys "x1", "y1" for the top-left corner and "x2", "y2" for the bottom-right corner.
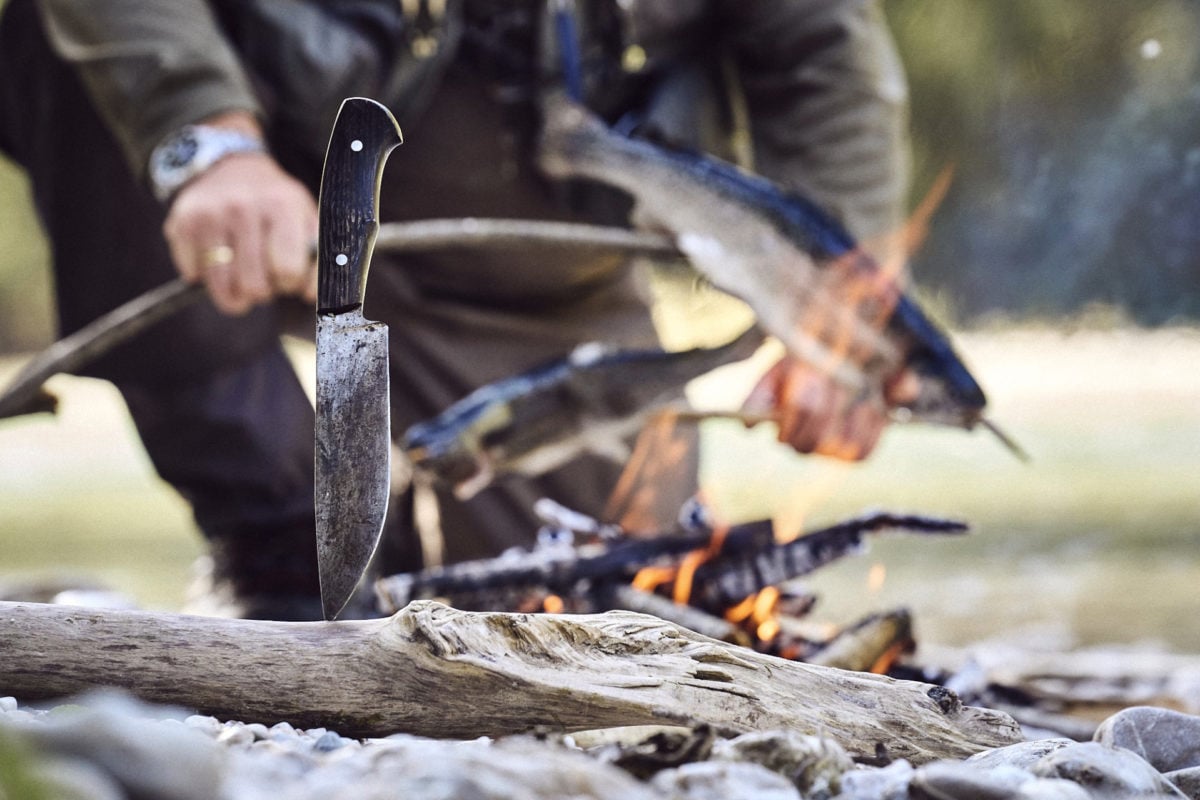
[
  {"x1": 315, "y1": 311, "x2": 391, "y2": 620},
  {"x1": 314, "y1": 97, "x2": 402, "y2": 620}
]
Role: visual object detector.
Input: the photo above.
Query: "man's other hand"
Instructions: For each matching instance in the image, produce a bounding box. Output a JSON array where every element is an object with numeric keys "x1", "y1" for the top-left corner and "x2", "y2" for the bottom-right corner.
[{"x1": 741, "y1": 355, "x2": 921, "y2": 461}]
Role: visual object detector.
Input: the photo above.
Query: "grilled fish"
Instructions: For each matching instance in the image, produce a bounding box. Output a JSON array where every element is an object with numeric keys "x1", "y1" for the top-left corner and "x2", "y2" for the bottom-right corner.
[
  {"x1": 538, "y1": 94, "x2": 1017, "y2": 451},
  {"x1": 402, "y1": 325, "x2": 765, "y2": 498}
]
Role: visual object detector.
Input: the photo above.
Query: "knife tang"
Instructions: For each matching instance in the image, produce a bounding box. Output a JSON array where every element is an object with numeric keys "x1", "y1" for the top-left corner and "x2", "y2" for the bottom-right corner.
[{"x1": 317, "y1": 98, "x2": 404, "y2": 315}]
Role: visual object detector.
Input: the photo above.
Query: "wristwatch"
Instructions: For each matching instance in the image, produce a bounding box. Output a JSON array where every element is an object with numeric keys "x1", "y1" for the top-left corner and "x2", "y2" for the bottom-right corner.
[{"x1": 148, "y1": 124, "x2": 267, "y2": 202}]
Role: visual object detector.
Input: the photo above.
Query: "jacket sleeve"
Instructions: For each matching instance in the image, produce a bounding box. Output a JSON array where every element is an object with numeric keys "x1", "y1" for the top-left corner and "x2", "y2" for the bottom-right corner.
[
  {"x1": 719, "y1": 0, "x2": 911, "y2": 241},
  {"x1": 36, "y1": 0, "x2": 262, "y2": 179}
]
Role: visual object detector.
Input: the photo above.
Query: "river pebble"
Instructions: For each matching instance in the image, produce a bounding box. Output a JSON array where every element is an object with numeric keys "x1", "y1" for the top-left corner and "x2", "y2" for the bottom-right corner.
[
  {"x1": 710, "y1": 729, "x2": 854, "y2": 797},
  {"x1": 1164, "y1": 767, "x2": 1200, "y2": 800},
  {"x1": 5, "y1": 691, "x2": 1200, "y2": 798},
  {"x1": 1012, "y1": 779, "x2": 1093, "y2": 799},
  {"x1": 651, "y1": 760, "x2": 801, "y2": 800},
  {"x1": 968, "y1": 738, "x2": 1077, "y2": 771},
  {"x1": 30, "y1": 755, "x2": 127, "y2": 800},
  {"x1": 5, "y1": 691, "x2": 221, "y2": 800},
  {"x1": 834, "y1": 759, "x2": 915, "y2": 799},
  {"x1": 1094, "y1": 706, "x2": 1200, "y2": 773},
  {"x1": 1030, "y1": 741, "x2": 1185, "y2": 798},
  {"x1": 909, "y1": 760, "x2": 1033, "y2": 799}
]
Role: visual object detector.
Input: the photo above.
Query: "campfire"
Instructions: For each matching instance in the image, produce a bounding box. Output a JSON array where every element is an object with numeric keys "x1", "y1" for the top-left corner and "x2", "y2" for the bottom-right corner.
[{"x1": 375, "y1": 495, "x2": 967, "y2": 678}]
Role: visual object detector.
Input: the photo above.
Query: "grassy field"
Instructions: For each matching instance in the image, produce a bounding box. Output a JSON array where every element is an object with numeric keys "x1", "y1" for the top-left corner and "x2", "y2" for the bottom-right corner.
[{"x1": 1, "y1": 325, "x2": 1198, "y2": 652}]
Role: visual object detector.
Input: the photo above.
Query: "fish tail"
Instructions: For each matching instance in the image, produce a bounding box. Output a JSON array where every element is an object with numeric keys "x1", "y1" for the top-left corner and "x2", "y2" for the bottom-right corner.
[
  {"x1": 538, "y1": 92, "x2": 607, "y2": 180},
  {"x1": 720, "y1": 324, "x2": 768, "y2": 363},
  {"x1": 667, "y1": 325, "x2": 767, "y2": 383}
]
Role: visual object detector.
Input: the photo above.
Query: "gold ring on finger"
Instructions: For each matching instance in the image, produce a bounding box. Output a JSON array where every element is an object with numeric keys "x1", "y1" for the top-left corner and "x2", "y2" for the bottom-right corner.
[{"x1": 202, "y1": 245, "x2": 235, "y2": 269}]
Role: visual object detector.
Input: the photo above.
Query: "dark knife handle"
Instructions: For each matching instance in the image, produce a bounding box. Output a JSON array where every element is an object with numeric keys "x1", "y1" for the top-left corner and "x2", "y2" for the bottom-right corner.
[{"x1": 316, "y1": 97, "x2": 403, "y2": 315}]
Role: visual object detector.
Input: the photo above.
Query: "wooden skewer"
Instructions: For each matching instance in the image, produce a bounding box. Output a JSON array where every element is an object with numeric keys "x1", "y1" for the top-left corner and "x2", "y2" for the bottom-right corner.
[{"x1": 0, "y1": 220, "x2": 680, "y2": 420}]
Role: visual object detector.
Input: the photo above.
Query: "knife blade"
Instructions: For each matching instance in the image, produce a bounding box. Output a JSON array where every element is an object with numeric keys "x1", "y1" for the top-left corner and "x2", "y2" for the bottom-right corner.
[{"x1": 314, "y1": 97, "x2": 402, "y2": 620}]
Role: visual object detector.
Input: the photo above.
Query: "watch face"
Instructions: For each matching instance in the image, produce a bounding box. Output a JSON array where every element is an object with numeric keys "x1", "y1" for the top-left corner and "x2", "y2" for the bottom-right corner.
[
  {"x1": 150, "y1": 125, "x2": 264, "y2": 201},
  {"x1": 162, "y1": 132, "x2": 200, "y2": 170}
]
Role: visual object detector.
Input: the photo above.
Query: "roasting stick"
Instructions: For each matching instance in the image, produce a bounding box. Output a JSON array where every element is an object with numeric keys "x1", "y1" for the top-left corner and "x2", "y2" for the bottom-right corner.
[{"x1": 0, "y1": 220, "x2": 680, "y2": 420}]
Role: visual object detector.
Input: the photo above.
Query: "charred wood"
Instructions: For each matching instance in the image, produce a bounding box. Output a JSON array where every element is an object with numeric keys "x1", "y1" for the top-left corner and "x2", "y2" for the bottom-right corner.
[
  {"x1": 805, "y1": 609, "x2": 915, "y2": 674},
  {"x1": 686, "y1": 514, "x2": 966, "y2": 614},
  {"x1": 375, "y1": 511, "x2": 967, "y2": 614}
]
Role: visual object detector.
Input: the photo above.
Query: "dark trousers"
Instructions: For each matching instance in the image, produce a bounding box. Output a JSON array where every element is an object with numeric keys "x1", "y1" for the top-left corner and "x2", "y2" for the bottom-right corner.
[{"x1": 0, "y1": 0, "x2": 696, "y2": 585}]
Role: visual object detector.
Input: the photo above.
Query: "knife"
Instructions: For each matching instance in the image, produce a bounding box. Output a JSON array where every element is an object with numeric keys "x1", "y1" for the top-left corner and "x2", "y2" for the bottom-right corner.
[{"x1": 314, "y1": 97, "x2": 402, "y2": 620}]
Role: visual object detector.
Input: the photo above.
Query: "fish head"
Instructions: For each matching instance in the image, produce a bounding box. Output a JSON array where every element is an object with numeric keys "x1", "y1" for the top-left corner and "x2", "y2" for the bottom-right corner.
[
  {"x1": 401, "y1": 396, "x2": 513, "y2": 496},
  {"x1": 900, "y1": 350, "x2": 987, "y2": 428},
  {"x1": 900, "y1": 374, "x2": 987, "y2": 434},
  {"x1": 892, "y1": 343, "x2": 1029, "y2": 461},
  {"x1": 402, "y1": 419, "x2": 485, "y2": 491},
  {"x1": 884, "y1": 294, "x2": 988, "y2": 429}
]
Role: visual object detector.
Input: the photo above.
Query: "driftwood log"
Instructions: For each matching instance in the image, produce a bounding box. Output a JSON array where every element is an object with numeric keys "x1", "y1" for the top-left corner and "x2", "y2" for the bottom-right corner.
[{"x1": 0, "y1": 600, "x2": 1019, "y2": 763}]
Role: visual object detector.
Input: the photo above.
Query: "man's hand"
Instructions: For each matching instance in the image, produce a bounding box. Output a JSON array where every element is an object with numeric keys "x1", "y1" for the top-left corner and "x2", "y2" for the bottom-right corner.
[
  {"x1": 162, "y1": 112, "x2": 318, "y2": 316},
  {"x1": 741, "y1": 355, "x2": 921, "y2": 461}
]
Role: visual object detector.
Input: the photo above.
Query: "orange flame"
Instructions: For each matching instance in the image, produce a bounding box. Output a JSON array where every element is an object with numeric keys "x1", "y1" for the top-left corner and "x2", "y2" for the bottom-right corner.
[
  {"x1": 672, "y1": 522, "x2": 729, "y2": 605},
  {"x1": 724, "y1": 592, "x2": 758, "y2": 624},
  {"x1": 869, "y1": 640, "x2": 910, "y2": 675},
  {"x1": 756, "y1": 617, "x2": 781, "y2": 643},
  {"x1": 631, "y1": 564, "x2": 679, "y2": 593},
  {"x1": 723, "y1": 586, "x2": 784, "y2": 645},
  {"x1": 765, "y1": 170, "x2": 956, "y2": 541},
  {"x1": 605, "y1": 411, "x2": 694, "y2": 534},
  {"x1": 784, "y1": 168, "x2": 954, "y2": 440},
  {"x1": 629, "y1": 516, "x2": 736, "y2": 616},
  {"x1": 751, "y1": 586, "x2": 782, "y2": 642},
  {"x1": 542, "y1": 594, "x2": 565, "y2": 614}
]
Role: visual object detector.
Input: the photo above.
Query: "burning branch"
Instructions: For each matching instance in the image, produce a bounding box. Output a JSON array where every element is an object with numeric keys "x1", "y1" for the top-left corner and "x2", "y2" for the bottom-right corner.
[{"x1": 375, "y1": 510, "x2": 966, "y2": 641}]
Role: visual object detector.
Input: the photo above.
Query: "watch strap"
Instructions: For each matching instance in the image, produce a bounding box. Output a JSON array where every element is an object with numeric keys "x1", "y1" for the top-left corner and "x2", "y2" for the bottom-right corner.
[{"x1": 149, "y1": 124, "x2": 267, "y2": 203}]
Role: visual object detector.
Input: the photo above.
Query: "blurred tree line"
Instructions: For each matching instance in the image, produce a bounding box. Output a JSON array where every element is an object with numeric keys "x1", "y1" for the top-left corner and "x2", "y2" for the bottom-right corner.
[
  {"x1": 1, "y1": 0, "x2": 1198, "y2": 352},
  {"x1": 893, "y1": 0, "x2": 1200, "y2": 325}
]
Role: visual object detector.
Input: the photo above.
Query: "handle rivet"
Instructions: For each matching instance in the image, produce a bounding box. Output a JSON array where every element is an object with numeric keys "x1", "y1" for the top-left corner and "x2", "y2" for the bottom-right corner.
[
  {"x1": 350, "y1": 139, "x2": 364, "y2": 152},
  {"x1": 335, "y1": 253, "x2": 349, "y2": 266}
]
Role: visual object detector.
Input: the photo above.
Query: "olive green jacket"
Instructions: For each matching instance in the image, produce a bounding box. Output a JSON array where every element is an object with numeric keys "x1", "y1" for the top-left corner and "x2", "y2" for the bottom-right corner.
[{"x1": 36, "y1": 0, "x2": 909, "y2": 238}]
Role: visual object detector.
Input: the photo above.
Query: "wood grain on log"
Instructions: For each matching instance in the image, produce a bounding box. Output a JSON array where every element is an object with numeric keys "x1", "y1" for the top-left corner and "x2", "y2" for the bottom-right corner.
[{"x1": 0, "y1": 600, "x2": 1020, "y2": 763}]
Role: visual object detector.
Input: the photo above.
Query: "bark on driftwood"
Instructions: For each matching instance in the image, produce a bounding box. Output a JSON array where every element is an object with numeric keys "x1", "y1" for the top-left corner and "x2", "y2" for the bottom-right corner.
[{"x1": 0, "y1": 600, "x2": 1021, "y2": 763}]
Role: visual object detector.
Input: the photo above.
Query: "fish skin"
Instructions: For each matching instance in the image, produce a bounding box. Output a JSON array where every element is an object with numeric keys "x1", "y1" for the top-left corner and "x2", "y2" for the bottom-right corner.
[
  {"x1": 402, "y1": 325, "x2": 765, "y2": 498},
  {"x1": 537, "y1": 94, "x2": 988, "y2": 429}
]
